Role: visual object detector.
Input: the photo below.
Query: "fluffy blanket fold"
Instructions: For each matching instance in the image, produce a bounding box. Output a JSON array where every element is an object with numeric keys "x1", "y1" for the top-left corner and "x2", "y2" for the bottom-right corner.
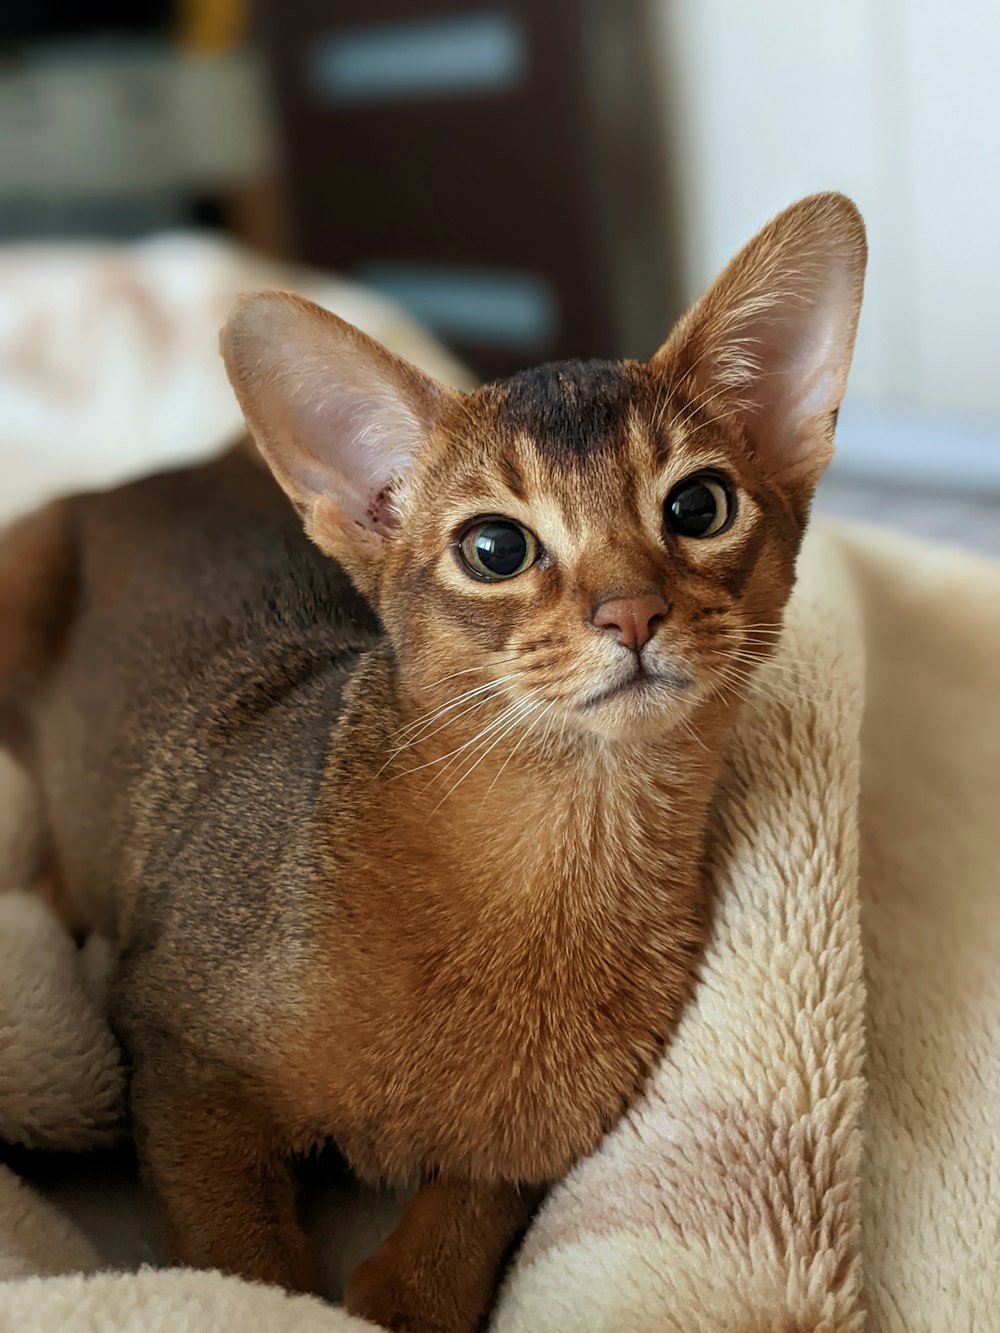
[{"x1": 2, "y1": 516, "x2": 998, "y2": 1331}]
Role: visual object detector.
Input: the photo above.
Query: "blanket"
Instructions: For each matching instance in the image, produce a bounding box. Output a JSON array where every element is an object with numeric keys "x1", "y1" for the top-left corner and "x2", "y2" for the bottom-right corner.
[
  {"x1": 0, "y1": 233, "x2": 472, "y2": 528},
  {"x1": 2, "y1": 516, "x2": 998, "y2": 1331}
]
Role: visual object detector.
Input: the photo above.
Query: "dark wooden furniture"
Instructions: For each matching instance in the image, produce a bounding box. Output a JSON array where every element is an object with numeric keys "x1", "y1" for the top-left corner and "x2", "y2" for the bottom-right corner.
[{"x1": 254, "y1": 0, "x2": 679, "y2": 380}]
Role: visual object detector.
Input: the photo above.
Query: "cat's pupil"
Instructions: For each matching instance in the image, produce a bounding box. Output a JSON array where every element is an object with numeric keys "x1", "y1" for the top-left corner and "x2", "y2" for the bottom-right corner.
[
  {"x1": 473, "y1": 522, "x2": 527, "y2": 576},
  {"x1": 670, "y1": 484, "x2": 716, "y2": 534},
  {"x1": 665, "y1": 475, "x2": 730, "y2": 538}
]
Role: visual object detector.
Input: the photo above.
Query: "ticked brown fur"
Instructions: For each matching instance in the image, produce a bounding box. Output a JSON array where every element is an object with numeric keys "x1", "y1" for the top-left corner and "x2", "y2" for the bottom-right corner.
[{"x1": 0, "y1": 195, "x2": 865, "y2": 1331}]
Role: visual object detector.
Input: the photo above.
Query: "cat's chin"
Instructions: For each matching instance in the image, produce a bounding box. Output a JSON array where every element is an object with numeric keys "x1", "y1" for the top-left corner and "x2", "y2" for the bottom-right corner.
[
  {"x1": 572, "y1": 670, "x2": 699, "y2": 741},
  {"x1": 580, "y1": 667, "x2": 692, "y2": 713}
]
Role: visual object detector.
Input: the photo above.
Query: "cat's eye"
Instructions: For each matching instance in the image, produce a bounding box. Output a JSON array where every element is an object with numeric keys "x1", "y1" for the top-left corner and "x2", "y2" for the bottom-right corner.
[
  {"x1": 664, "y1": 474, "x2": 733, "y2": 538},
  {"x1": 459, "y1": 519, "x2": 539, "y2": 581}
]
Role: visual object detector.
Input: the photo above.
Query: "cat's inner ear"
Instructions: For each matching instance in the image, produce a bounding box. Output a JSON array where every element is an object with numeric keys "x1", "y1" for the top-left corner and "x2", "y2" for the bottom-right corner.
[
  {"x1": 652, "y1": 192, "x2": 867, "y2": 485},
  {"x1": 221, "y1": 292, "x2": 451, "y2": 540}
]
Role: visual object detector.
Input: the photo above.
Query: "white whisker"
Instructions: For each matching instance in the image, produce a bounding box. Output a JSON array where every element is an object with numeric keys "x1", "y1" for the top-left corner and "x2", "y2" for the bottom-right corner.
[
  {"x1": 424, "y1": 654, "x2": 522, "y2": 690},
  {"x1": 379, "y1": 691, "x2": 500, "y2": 774},
  {"x1": 391, "y1": 673, "x2": 522, "y2": 742},
  {"x1": 480, "y1": 699, "x2": 556, "y2": 806},
  {"x1": 431, "y1": 697, "x2": 541, "y2": 812},
  {"x1": 397, "y1": 695, "x2": 528, "y2": 783}
]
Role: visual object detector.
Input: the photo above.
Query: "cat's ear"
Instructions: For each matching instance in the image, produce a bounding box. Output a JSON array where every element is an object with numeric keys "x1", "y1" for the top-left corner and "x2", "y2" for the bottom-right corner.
[
  {"x1": 652, "y1": 192, "x2": 866, "y2": 486},
  {"x1": 221, "y1": 292, "x2": 452, "y2": 580}
]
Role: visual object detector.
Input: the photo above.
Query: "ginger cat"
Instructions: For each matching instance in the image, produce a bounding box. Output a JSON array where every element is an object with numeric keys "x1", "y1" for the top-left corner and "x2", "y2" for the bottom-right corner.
[{"x1": 0, "y1": 194, "x2": 865, "y2": 1331}]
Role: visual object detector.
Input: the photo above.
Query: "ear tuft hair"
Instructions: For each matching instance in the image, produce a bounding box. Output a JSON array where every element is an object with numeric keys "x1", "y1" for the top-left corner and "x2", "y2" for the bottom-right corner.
[{"x1": 653, "y1": 192, "x2": 867, "y2": 485}]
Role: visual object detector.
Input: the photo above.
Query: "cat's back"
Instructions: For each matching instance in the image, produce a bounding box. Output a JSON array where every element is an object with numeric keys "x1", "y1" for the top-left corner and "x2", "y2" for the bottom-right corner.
[
  {"x1": 29, "y1": 443, "x2": 381, "y2": 935},
  {"x1": 50, "y1": 441, "x2": 378, "y2": 728},
  {"x1": 73, "y1": 442, "x2": 366, "y2": 653}
]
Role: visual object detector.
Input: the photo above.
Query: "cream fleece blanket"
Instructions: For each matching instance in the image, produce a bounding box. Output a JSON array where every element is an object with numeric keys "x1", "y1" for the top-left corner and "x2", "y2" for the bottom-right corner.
[{"x1": 2, "y1": 516, "x2": 998, "y2": 1331}]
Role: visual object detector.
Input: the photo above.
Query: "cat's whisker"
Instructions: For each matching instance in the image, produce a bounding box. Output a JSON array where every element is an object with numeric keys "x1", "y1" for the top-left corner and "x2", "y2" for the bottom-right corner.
[
  {"x1": 735, "y1": 647, "x2": 819, "y2": 667},
  {"x1": 712, "y1": 661, "x2": 843, "y2": 715},
  {"x1": 716, "y1": 635, "x2": 796, "y2": 653},
  {"x1": 432, "y1": 697, "x2": 543, "y2": 813},
  {"x1": 424, "y1": 655, "x2": 523, "y2": 691},
  {"x1": 675, "y1": 710, "x2": 710, "y2": 754},
  {"x1": 436, "y1": 691, "x2": 541, "y2": 781},
  {"x1": 391, "y1": 677, "x2": 528, "y2": 749},
  {"x1": 720, "y1": 649, "x2": 809, "y2": 675},
  {"x1": 480, "y1": 699, "x2": 557, "y2": 808},
  {"x1": 529, "y1": 697, "x2": 565, "y2": 761},
  {"x1": 399, "y1": 694, "x2": 530, "y2": 784},
  {"x1": 711, "y1": 634, "x2": 815, "y2": 668},
  {"x1": 703, "y1": 674, "x2": 742, "y2": 713},
  {"x1": 382, "y1": 689, "x2": 501, "y2": 771},
  {"x1": 405, "y1": 717, "x2": 522, "y2": 787},
  {"x1": 719, "y1": 628, "x2": 787, "y2": 640},
  {"x1": 392, "y1": 678, "x2": 512, "y2": 741},
  {"x1": 425, "y1": 692, "x2": 539, "y2": 794},
  {"x1": 391, "y1": 673, "x2": 523, "y2": 742},
  {"x1": 535, "y1": 704, "x2": 558, "y2": 750},
  {"x1": 719, "y1": 649, "x2": 820, "y2": 682},
  {"x1": 715, "y1": 657, "x2": 789, "y2": 686}
]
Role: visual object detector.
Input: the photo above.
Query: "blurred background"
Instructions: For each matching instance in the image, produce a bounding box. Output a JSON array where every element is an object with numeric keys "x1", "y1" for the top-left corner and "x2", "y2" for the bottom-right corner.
[{"x1": 1, "y1": 0, "x2": 997, "y2": 548}]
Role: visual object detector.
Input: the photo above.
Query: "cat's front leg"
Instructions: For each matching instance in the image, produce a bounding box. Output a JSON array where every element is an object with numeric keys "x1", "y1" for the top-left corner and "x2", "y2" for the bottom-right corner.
[
  {"x1": 343, "y1": 1177, "x2": 542, "y2": 1333},
  {"x1": 131, "y1": 1056, "x2": 318, "y2": 1293}
]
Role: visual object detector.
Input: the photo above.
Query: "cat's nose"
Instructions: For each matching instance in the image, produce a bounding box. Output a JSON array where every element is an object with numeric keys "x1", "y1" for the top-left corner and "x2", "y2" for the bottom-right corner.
[{"x1": 591, "y1": 594, "x2": 669, "y2": 651}]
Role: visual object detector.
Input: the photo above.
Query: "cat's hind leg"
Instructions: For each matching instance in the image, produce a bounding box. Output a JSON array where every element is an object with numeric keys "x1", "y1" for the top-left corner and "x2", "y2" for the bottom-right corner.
[{"x1": 130, "y1": 1053, "x2": 319, "y2": 1294}]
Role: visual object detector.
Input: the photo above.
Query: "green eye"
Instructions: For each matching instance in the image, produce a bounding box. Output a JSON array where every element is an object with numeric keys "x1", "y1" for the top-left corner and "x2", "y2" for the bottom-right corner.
[{"x1": 459, "y1": 519, "x2": 538, "y2": 581}]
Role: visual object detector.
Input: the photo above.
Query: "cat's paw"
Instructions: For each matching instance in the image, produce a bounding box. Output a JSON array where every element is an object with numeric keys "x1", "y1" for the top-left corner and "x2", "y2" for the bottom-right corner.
[{"x1": 343, "y1": 1252, "x2": 482, "y2": 1333}]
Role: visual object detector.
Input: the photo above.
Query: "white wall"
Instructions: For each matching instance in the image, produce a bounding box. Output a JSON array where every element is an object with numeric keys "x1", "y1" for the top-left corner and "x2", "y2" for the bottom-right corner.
[{"x1": 652, "y1": 0, "x2": 1000, "y2": 483}]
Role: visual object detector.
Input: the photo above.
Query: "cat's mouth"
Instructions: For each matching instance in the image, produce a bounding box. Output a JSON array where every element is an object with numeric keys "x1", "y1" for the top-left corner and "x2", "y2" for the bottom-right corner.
[{"x1": 581, "y1": 663, "x2": 692, "y2": 711}]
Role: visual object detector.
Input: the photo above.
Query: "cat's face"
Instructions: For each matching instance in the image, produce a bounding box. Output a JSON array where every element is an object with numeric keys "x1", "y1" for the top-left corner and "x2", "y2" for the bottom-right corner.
[
  {"x1": 378, "y1": 359, "x2": 805, "y2": 740},
  {"x1": 223, "y1": 192, "x2": 866, "y2": 746}
]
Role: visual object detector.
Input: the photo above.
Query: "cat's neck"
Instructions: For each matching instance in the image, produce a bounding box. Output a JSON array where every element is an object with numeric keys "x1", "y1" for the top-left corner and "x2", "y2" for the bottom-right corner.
[{"x1": 383, "y1": 678, "x2": 731, "y2": 919}]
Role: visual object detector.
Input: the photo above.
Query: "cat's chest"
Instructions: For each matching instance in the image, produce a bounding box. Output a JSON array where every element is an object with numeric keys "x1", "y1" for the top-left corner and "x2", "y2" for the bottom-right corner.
[
  {"x1": 322, "y1": 961, "x2": 667, "y2": 1183},
  {"x1": 284, "y1": 858, "x2": 700, "y2": 1184}
]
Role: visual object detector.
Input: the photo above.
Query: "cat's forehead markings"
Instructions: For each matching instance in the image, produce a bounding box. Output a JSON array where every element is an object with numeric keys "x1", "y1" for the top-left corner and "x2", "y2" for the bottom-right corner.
[
  {"x1": 492, "y1": 358, "x2": 639, "y2": 466},
  {"x1": 626, "y1": 402, "x2": 654, "y2": 451},
  {"x1": 496, "y1": 449, "x2": 529, "y2": 502},
  {"x1": 528, "y1": 495, "x2": 581, "y2": 559},
  {"x1": 664, "y1": 417, "x2": 739, "y2": 483}
]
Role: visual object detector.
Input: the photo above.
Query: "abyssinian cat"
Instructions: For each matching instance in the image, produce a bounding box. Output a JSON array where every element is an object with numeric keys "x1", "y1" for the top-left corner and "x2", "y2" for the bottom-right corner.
[{"x1": 0, "y1": 194, "x2": 865, "y2": 1331}]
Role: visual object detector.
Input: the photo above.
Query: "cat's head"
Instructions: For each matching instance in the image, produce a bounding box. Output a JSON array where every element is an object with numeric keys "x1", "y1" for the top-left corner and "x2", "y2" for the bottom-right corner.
[{"x1": 222, "y1": 193, "x2": 865, "y2": 742}]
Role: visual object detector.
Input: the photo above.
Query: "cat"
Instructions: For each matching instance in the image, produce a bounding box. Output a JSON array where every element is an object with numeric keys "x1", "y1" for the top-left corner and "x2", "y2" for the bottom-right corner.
[{"x1": 0, "y1": 193, "x2": 865, "y2": 1332}]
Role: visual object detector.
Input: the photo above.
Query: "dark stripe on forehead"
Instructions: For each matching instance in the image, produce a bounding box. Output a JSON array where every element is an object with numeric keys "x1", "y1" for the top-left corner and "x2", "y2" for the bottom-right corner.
[
  {"x1": 490, "y1": 359, "x2": 639, "y2": 465},
  {"x1": 617, "y1": 460, "x2": 643, "y2": 528},
  {"x1": 497, "y1": 453, "x2": 528, "y2": 501}
]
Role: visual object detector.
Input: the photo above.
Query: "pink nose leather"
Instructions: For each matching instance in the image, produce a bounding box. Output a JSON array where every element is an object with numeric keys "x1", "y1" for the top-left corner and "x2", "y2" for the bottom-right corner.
[{"x1": 591, "y1": 594, "x2": 668, "y2": 651}]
